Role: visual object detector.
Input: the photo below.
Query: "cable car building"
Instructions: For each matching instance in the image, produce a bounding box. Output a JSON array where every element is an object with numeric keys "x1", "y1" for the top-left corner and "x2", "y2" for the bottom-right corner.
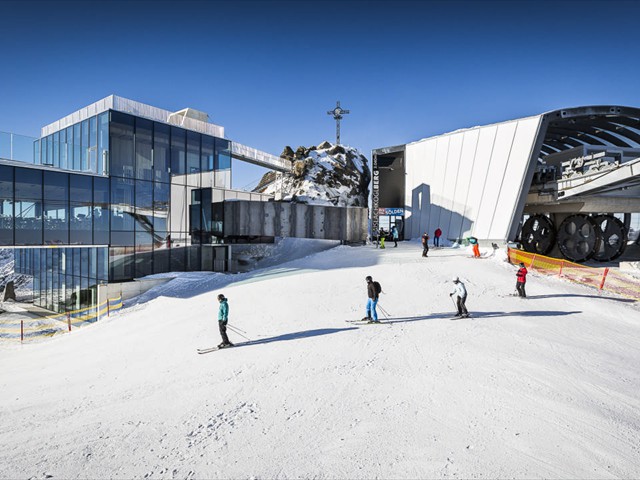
[{"x1": 373, "y1": 106, "x2": 640, "y2": 262}]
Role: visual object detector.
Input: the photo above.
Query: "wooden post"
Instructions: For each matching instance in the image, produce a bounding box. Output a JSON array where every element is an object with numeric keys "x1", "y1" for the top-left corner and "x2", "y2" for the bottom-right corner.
[
  {"x1": 107, "y1": 298, "x2": 110, "y2": 317},
  {"x1": 530, "y1": 255, "x2": 537, "y2": 269},
  {"x1": 21, "y1": 319, "x2": 23, "y2": 343},
  {"x1": 67, "y1": 313, "x2": 71, "y2": 332},
  {"x1": 599, "y1": 268, "x2": 609, "y2": 291}
]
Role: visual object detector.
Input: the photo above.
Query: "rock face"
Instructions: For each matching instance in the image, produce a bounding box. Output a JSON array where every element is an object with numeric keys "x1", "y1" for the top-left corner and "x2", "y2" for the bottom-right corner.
[{"x1": 254, "y1": 142, "x2": 371, "y2": 207}]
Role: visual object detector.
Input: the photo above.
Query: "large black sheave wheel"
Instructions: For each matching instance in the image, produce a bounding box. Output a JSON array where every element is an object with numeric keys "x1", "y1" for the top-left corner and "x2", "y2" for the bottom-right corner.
[
  {"x1": 521, "y1": 215, "x2": 556, "y2": 255},
  {"x1": 593, "y1": 214, "x2": 628, "y2": 262},
  {"x1": 556, "y1": 214, "x2": 601, "y2": 262}
]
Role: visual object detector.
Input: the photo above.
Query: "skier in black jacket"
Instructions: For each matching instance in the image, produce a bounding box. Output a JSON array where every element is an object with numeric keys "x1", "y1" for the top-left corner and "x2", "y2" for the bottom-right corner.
[{"x1": 363, "y1": 275, "x2": 380, "y2": 323}]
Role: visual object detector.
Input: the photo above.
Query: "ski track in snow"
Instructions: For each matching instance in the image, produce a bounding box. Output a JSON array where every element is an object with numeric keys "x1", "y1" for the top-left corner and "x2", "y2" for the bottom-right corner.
[{"x1": 1, "y1": 242, "x2": 640, "y2": 479}]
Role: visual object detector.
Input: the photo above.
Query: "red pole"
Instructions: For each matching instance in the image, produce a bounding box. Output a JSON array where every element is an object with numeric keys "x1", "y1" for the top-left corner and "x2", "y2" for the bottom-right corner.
[
  {"x1": 530, "y1": 254, "x2": 537, "y2": 269},
  {"x1": 67, "y1": 313, "x2": 71, "y2": 332},
  {"x1": 107, "y1": 298, "x2": 110, "y2": 317},
  {"x1": 21, "y1": 319, "x2": 23, "y2": 342},
  {"x1": 599, "y1": 267, "x2": 609, "y2": 291},
  {"x1": 558, "y1": 260, "x2": 564, "y2": 277}
]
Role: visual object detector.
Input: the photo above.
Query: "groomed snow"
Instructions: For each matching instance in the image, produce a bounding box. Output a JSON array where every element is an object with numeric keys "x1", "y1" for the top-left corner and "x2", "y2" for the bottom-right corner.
[{"x1": 1, "y1": 242, "x2": 640, "y2": 479}]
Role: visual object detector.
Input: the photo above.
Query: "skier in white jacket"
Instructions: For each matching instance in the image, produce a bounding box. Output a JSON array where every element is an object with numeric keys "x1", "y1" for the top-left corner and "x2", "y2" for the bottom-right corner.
[{"x1": 449, "y1": 277, "x2": 469, "y2": 318}]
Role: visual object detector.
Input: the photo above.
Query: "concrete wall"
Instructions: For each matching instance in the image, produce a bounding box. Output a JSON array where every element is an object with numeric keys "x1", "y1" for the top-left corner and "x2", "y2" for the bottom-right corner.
[
  {"x1": 404, "y1": 115, "x2": 542, "y2": 242},
  {"x1": 222, "y1": 201, "x2": 368, "y2": 242}
]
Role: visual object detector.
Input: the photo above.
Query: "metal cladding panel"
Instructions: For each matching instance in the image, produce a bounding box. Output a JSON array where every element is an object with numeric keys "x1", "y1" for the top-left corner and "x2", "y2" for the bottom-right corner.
[
  {"x1": 222, "y1": 201, "x2": 367, "y2": 241},
  {"x1": 488, "y1": 117, "x2": 541, "y2": 239},
  {"x1": 448, "y1": 129, "x2": 480, "y2": 239},
  {"x1": 474, "y1": 122, "x2": 519, "y2": 239},
  {"x1": 405, "y1": 114, "x2": 542, "y2": 241},
  {"x1": 440, "y1": 133, "x2": 464, "y2": 237},
  {"x1": 461, "y1": 126, "x2": 498, "y2": 237}
]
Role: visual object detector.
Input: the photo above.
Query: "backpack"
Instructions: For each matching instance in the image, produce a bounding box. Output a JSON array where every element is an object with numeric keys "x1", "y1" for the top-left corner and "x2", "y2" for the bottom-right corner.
[{"x1": 373, "y1": 281, "x2": 382, "y2": 295}]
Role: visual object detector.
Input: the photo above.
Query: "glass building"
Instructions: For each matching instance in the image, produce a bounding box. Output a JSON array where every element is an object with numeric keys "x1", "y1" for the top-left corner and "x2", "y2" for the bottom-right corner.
[{"x1": 1, "y1": 95, "x2": 288, "y2": 314}]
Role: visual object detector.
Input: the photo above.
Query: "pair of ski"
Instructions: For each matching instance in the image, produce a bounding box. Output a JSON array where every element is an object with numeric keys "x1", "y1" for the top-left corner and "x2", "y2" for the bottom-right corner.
[
  {"x1": 450, "y1": 313, "x2": 472, "y2": 320},
  {"x1": 197, "y1": 344, "x2": 234, "y2": 354},
  {"x1": 346, "y1": 319, "x2": 386, "y2": 325}
]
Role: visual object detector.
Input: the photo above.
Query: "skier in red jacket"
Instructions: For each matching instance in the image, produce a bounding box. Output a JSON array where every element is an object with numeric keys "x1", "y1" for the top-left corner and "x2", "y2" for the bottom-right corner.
[{"x1": 516, "y1": 262, "x2": 528, "y2": 298}]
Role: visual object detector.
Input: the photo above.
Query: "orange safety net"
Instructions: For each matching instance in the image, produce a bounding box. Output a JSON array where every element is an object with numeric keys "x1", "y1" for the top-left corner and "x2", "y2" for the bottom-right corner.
[{"x1": 508, "y1": 248, "x2": 640, "y2": 301}]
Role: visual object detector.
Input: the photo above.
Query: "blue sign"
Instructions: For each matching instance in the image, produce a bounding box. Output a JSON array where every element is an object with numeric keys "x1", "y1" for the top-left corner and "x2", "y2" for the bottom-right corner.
[{"x1": 378, "y1": 208, "x2": 404, "y2": 216}]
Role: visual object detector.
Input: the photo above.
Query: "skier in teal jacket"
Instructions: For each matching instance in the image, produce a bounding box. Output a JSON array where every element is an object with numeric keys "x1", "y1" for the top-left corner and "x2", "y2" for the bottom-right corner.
[{"x1": 217, "y1": 294, "x2": 233, "y2": 348}]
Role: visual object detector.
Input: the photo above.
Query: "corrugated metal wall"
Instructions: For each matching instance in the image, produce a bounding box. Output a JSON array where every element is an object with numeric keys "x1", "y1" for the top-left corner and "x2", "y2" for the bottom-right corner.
[{"x1": 223, "y1": 201, "x2": 368, "y2": 242}]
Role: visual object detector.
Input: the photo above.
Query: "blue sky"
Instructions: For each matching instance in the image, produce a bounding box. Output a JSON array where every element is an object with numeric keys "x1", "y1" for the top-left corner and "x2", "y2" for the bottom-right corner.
[{"x1": 1, "y1": 0, "x2": 639, "y2": 189}]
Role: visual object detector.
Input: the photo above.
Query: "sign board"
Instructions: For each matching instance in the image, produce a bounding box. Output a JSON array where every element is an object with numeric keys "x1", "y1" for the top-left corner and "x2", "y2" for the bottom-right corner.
[{"x1": 378, "y1": 208, "x2": 404, "y2": 216}]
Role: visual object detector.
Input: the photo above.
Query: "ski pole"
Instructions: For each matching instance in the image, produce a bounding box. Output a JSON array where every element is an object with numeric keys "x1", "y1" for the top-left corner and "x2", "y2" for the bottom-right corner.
[
  {"x1": 450, "y1": 295, "x2": 458, "y2": 310},
  {"x1": 227, "y1": 323, "x2": 247, "y2": 334},
  {"x1": 227, "y1": 324, "x2": 252, "y2": 341},
  {"x1": 377, "y1": 302, "x2": 390, "y2": 315}
]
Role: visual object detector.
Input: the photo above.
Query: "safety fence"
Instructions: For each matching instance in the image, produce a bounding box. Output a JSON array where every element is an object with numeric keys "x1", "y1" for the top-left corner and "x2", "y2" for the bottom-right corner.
[
  {"x1": 507, "y1": 248, "x2": 640, "y2": 301},
  {"x1": 0, "y1": 296, "x2": 123, "y2": 342}
]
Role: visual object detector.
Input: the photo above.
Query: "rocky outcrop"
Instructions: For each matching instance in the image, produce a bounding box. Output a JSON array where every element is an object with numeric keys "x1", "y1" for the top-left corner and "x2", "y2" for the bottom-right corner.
[{"x1": 254, "y1": 142, "x2": 371, "y2": 207}]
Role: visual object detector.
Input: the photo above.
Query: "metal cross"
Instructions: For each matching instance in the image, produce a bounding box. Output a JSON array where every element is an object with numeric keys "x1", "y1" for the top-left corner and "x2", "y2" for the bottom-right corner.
[{"x1": 327, "y1": 101, "x2": 350, "y2": 145}]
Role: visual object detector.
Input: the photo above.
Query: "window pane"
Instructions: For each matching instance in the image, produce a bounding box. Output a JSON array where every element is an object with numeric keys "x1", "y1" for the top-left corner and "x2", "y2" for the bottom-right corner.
[
  {"x1": 53, "y1": 132, "x2": 60, "y2": 168},
  {"x1": 14, "y1": 167, "x2": 43, "y2": 245},
  {"x1": 153, "y1": 181, "x2": 169, "y2": 231},
  {"x1": 186, "y1": 131, "x2": 201, "y2": 187},
  {"x1": 0, "y1": 165, "x2": 14, "y2": 245},
  {"x1": 43, "y1": 171, "x2": 69, "y2": 245},
  {"x1": 110, "y1": 177, "x2": 134, "y2": 231},
  {"x1": 109, "y1": 246, "x2": 134, "y2": 281},
  {"x1": 135, "y1": 230, "x2": 153, "y2": 277},
  {"x1": 93, "y1": 177, "x2": 109, "y2": 244},
  {"x1": 135, "y1": 179, "x2": 153, "y2": 232},
  {"x1": 59, "y1": 128, "x2": 68, "y2": 170},
  {"x1": 153, "y1": 123, "x2": 170, "y2": 183},
  {"x1": 170, "y1": 127, "x2": 185, "y2": 177},
  {"x1": 66, "y1": 126, "x2": 73, "y2": 171},
  {"x1": 89, "y1": 116, "x2": 98, "y2": 173},
  {"x1": 98, "y1": 112, "x2": 109, "y2": 176},
  {"x1": 81, "y1": 119, "x2": 89, "y2": 171},
  {"x1": 73, "y1": 123, "x2": 81, "y2": 170},
  {"x1": 70, "y1": 175, "x2": 93, "y2": 244},
  {"x1": 201, "y1": 136, "x2": 214, "y2": 187},
  {"x1": 135, "y1": 118, "x2": 153, "y2": 180},
  {"x1": 110, "y1": 111, "x2": 135, "y2": 178}
]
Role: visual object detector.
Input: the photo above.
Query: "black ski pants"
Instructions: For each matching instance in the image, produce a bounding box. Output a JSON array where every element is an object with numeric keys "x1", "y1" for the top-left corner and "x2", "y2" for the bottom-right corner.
[
  {"x1": 218, "y1": 320, "x2": 230, "y2": 344},
  {"x1": 456, "y1": 295, "x2": 468, "y2": 315},
  {"x1": 422, "y1": 245, "x2": 429, "y2": 257},
  {"x1": 516, "y1": 282, "x2": 526, "y2": 298}
]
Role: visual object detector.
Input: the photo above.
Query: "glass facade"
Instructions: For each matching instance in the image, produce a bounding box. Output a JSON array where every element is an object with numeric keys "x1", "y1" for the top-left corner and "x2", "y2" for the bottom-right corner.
[
  {"x1": 15, "y1": 247, "x2": 107, "y2": 314},
  {"x1": 37, "y1": 112, "x2": 109, "y2": 175},
  {"x1": 7, "y1": 107, "x2": 238, "y2": 314}
]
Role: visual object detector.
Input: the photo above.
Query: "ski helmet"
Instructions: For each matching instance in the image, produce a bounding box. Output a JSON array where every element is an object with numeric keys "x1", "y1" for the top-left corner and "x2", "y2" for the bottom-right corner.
[
  {"x1": 365, "y1": 276, "x2": 372, "y2": 282},
  {"x1": 453, "y1": 277, "x2": 459, "y2": 283}
]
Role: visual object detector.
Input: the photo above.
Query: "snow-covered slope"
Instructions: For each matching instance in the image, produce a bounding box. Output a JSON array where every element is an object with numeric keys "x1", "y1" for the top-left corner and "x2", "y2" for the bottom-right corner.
[
  {"x1": 254, "y1": 141, "x2": 370, "y2": 207},
  {"x1": 1, "y1": 243, "x2": 639, "y2": 479}
]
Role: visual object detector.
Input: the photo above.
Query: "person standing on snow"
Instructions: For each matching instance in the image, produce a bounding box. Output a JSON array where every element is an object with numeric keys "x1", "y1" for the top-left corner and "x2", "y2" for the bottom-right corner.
[
  {"x1": 363, "y1": 275, "x2": 380, "y2": 323},
  {"x1": 516, "y1": 262, "x2": 528, "y2": 298},
  {"x1": 379, "y1": 228, "x2": 386, "y2": 249},
  {"x1": 421, "y1": 232, "x2": 430, "y2": 257},
  {"x1": 216, "y1": 294, "x2": 234, "y2": 348},
  {"x1": 391, "y1": 225, "x2": 399, "y2": 247},
  {"x1": 434, "y1": 227, "x2": 442, "y2": 247},
  {"x1": 449, "y1": 277, "x2": 469, "y2": 318},
  {"x1": 468, "y1": 236, "x2": 480, "y2": 258}
]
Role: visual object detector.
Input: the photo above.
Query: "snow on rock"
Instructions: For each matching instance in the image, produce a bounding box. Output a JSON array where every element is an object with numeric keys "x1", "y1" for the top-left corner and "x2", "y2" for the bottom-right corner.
[
  {"x1": 254, "y1": 141, "x2": 370, "y2": 207},
  {"x1": 1, "y1": 243, "x2": 640, "y2": 479}
]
